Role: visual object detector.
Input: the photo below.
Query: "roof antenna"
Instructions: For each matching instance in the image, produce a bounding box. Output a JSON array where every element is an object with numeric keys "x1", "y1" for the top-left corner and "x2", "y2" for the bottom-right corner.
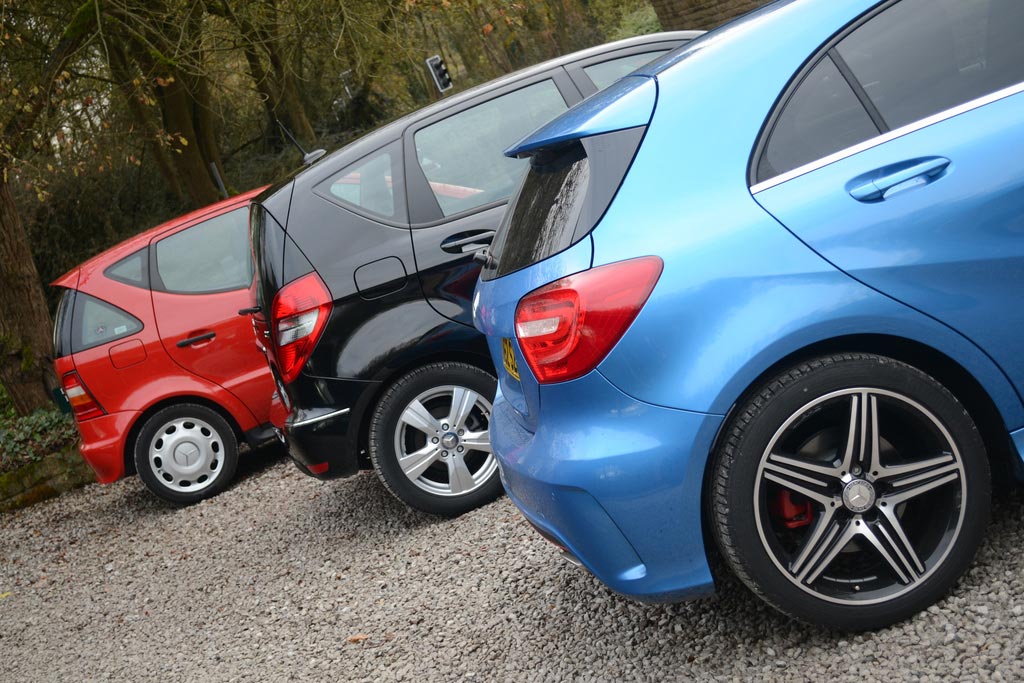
[{"x1": 276, "y1": 119, "x2": 326, "y2": 165}]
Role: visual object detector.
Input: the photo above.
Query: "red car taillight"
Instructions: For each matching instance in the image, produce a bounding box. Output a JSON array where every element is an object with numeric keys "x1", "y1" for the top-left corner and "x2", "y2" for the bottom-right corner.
[
  {"x1": 62, "y1": 372, "x2": 105, "y2": 421},
  {"x1": 514, "y1": 256, "x2": 663, "y2": 384},
  {"x1": 270, "y1": 272, "x2": 333, "y2": 384}
]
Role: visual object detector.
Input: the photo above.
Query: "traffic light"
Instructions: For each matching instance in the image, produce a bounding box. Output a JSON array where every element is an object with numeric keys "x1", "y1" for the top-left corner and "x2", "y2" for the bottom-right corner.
[{"x1": 426, "y1": 55, "x2": 453, "y2": 94}]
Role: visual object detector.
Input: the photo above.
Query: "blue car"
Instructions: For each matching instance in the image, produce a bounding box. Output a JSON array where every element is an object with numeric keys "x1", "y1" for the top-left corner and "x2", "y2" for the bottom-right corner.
[{"x1": 472, "y1": 0, "x2": 1024, "y2": 630}]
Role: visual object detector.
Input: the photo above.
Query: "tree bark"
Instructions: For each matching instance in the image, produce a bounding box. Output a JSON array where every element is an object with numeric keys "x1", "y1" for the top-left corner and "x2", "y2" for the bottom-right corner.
[{"x1": 0, "y1": 0, "x2": 97, "y2": 415}]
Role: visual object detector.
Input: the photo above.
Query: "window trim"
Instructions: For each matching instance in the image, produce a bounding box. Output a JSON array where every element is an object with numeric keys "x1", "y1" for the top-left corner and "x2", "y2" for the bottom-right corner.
[
  {"x1": 750, "y1": 0, "x2": 1024, "y2": 191},
  {"x1": 403, "y1": 67, "x2": 581, "y2": 227},
  {"x1": 149, "y1": 206, "x2": 255, "y2": 295},
  {"x1": 751, "y1": 78, "x2": 1024, "y2": 194},
  {"x1": 749, "y1": 0, "x2": 899, "y2": 187}
]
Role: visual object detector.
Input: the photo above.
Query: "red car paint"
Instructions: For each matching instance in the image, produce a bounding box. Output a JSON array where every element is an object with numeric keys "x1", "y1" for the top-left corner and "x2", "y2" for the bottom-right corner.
[{"x1": 51, "y1": 189, "x2": 285, "y2": 484}]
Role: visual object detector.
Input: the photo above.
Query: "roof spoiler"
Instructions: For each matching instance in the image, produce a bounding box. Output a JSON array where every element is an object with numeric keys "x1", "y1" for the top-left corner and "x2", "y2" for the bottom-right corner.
[{"x1": 504, "y1": 76, "x2": 657, "y2": 159}]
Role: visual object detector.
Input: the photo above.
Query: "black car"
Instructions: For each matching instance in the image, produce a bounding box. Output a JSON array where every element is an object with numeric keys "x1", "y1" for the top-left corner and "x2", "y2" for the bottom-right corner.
[{"x1": 250, "y1": 32, "x2": 699, "y2": 516}]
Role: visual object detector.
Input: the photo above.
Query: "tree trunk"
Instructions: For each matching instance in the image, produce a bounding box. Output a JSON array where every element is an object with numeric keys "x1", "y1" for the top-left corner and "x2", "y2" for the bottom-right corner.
[
  {"x1": 0, "y1": 175, "x2": 56, "y2": 415},
  {"x1": 108, "y1": 41, "x2": 184, "y2": 203},
  {"x1": 649, "y1": 0, "x2": 771, "y2": 30},
  {"x1": 0, "y1": 0, "x2": 97, "y2": 414}
]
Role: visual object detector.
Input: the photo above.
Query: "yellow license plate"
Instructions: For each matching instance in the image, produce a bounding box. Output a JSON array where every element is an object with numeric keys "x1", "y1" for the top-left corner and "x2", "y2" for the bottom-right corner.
[{"x1": 501, "y1": 338, "x2": 520, "y2": 381}]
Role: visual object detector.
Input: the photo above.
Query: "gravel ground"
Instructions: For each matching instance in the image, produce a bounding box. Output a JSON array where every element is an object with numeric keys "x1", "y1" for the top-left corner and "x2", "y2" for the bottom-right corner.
[{"x1": 2, "y1": 445, "x2": 1024, "y2": 682}]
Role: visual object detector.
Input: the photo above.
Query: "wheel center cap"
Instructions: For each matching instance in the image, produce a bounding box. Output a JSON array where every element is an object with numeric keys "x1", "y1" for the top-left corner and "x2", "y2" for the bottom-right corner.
[
  {"x1": 441, "y1": 432, "x2": 459, "y2": 450},
  {"x1": 843, "y1": 479, "x2": 876, "y2": 513},
  {"x1": 173, "y1": 442, "x2": 201, "y2": 467}
]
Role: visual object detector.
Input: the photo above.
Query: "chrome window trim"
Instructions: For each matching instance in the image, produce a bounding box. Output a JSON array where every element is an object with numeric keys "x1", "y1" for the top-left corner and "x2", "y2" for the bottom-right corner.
[{"x1": 751, "y1": 79, "x2": 1024, "y2": 194}]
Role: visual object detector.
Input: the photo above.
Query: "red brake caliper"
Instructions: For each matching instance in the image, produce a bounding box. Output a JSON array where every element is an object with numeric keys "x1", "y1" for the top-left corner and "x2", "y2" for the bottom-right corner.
[{"x1": 770, "y1": 490, "x2": 814, "y2": 529}]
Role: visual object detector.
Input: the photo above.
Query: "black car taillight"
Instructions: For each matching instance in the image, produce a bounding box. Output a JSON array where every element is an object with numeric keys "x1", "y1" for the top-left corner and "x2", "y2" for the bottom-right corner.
[
  {"x1": 270, "y1": 272, "x2": 333, "y2": 384},
  {"x1": 482, "y1": 125, "x2": 647, "y2": 281}
]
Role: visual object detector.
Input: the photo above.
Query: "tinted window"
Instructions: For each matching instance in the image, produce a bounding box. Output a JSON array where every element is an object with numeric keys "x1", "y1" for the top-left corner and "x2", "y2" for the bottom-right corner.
[
  {"x1": 53, "y1": 288, "x2": 75, "y2": 359},
  {"x1": 325, "y1": 151, "x2": 395, "y2": 218},
  {"x1": 414, "y1": 80, "x2": 568, "y2": 217},
  {"x1": 837, "y1": 0, "x2": 1024, "y2": 130},
  {"x1": 155, "y1": 208, "x2": 252, "y2": 294},
  {"x1": 758, "y1": 55, "x2": 879, "y2": 181},
  {"x1": 72, "y1": 292, "x2": 142, "y2": 352},
  {"x1": 583, "y1": 51, "x2": 669, "y2": 91},
  {"x1": 104, "y1": 248, "x2": 148, "y2": 288}
]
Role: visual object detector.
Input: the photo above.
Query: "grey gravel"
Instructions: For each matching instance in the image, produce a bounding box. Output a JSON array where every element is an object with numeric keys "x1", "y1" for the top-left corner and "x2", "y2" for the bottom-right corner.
[{"x1": 2, "y1": 445, "x2": 1024, "y2": 682}]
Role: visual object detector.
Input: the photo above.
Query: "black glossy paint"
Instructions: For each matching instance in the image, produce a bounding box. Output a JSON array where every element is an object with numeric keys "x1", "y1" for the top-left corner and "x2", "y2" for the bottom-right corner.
[{"x1": 252, "y1": 33, "x2": 696, "y2": 479}]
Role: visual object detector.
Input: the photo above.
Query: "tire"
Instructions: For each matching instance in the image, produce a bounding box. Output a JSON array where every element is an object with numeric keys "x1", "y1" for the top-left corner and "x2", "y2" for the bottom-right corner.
[
  {"x1": 369, "y1": 362, "x2": 500, "y2": 517},
  {"x1": 710, "y1": 353, "x2": 990, "y2": 631},
  {"x1": 133, "y1": 403, "x2": 239, "y2": 505}
]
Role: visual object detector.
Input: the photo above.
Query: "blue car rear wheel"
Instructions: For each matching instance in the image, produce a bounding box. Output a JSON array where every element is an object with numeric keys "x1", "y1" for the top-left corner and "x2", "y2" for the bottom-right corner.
[{"x1": 711, "y1": 353, "x2": 991, "y2": 631}]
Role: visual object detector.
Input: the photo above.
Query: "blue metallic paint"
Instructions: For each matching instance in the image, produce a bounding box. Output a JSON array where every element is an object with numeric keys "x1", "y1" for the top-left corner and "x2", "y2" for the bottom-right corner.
[
  {"x1": 505, "y1": 77, "x2": 657, "y2": 158},
  {"x1": 473, "y1": 0, "x2": 1024, "y2": 602}
]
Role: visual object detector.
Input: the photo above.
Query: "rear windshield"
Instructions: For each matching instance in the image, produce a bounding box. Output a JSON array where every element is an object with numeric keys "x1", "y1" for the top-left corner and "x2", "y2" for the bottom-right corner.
[
  {"x1": 482, "y1": 126, "x2": 646, "y2": 280},
  {"x1": 484, "y1": 142, "x2": 591, "y2": 280},
  {"x1": 53, "y1": 288, "x2": 76, "y2": 359}
]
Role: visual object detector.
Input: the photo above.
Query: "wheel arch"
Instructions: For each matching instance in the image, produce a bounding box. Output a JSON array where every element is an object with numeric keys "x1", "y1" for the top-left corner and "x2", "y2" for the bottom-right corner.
[
  {"x1": 700, "y1": 332, "x2": 1022, "y2": 560},
  {"x1": 353, "y1": 346, "x2": 496, "y2": 468}
]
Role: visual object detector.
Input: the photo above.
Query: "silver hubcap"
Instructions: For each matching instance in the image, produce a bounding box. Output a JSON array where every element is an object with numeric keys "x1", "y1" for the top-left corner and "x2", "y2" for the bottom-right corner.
[
  {"x1": 394, "y1": 385, "x2": 495, "y2": 497},
  {"x1": 754, "y1": 388, "x2": 966, "y2": 605},
  {"x1": 148, "y1": 417, "x2": 224, "y2": 493}
]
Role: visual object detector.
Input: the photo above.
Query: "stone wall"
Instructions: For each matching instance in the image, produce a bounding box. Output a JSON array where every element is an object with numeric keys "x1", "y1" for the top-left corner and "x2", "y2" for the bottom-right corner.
[
  {"x1": 0, "y1": 447, "x2": 95, "y2": 512},
  {"x1": 650, "y1": 0, "x2": 774, "y2": 30}
]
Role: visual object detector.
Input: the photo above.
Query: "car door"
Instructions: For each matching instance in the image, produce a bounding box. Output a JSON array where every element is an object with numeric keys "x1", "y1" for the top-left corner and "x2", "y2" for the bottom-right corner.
[
  {"x1": 752, "y1": 0, "x2": 1024, "y2": 395},
  {"x1": 150, "y1": 205, "x2": 276, "y2": 421},
  {"x1": 404, "y1": 70, "x2": 582, "y2": 327}
]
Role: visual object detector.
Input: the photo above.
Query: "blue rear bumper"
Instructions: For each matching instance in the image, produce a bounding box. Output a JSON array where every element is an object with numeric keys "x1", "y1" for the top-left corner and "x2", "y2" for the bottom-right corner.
[{"x1": 491, "y1": 367, "x2": 723, "y2": 602}]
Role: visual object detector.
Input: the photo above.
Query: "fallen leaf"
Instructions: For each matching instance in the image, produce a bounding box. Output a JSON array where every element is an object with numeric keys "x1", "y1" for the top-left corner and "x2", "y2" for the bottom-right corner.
[
  {"x1": 0, "y1": 592, "x2": 11, "y2": 600},
  {"x1": 346, "y1": 634, "x2": 370, "y2": 644}
]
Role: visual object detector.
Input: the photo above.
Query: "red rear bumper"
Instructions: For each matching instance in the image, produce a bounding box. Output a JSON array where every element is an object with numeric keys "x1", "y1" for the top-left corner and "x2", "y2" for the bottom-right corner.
[{"x1": 77, "y1": 411, "x2": 136, "y2": 483}]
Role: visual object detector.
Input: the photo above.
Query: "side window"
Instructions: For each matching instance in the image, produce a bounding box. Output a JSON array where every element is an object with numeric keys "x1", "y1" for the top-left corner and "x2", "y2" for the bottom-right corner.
[
  {"x1": 583, "y1": 51, "x2": 669, "y2": 91},
  {"x1": 104, "y1": 248, "x2": 148, "y2": 288},
  {"x1": 323, "y1": 150, "x2": 396, "y2": 218},
  {"x1": 414, "y1": 79, "x2": 568, "y2": 217},
  {"x1": 758, "y1": 55, "x2": 879, "y2": 181},
  {"x1": 756, "y1": 0, "x2": 1024, "y2": 183},
  {"x1": 72, "y1": 292, "x2": 142, "y2": 352},
  {"x1": 836, "y1": 0, "x2": 1024, "y2": 130},
  {"x1": 154, "y1": 207, "x2": 253, "y2": 294}
]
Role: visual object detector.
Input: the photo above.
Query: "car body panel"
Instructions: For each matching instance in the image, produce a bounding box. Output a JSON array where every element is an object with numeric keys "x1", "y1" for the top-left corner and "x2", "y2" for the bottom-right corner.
[
  {"x1": 52, "y1": 190, "x2": 279, "y2": 484},
  {"x1": 473, "y1": 0, "x2": 1024, "y2": 603},
  {"x1": 254, "y1": 33, "x2": 699, "y2": 479},
  {"x1": 753, "y1": 89, "x2": 1024, "y2": 404}
]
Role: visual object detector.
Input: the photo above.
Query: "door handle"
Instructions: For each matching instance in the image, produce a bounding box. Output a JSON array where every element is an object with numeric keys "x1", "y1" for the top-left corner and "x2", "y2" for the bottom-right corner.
[
  {"x1": 238, "y1": 306, "x2": 261, "y2": 316},
  {"x1": 177, "y1": 332, "x2": 216, "y2": 348},
  {"x1": 440, "y1": 230, "x2": 495, "y2": 254},
  {"x1": 849, "y1": 157, "x2": 950, "y2": 202}
]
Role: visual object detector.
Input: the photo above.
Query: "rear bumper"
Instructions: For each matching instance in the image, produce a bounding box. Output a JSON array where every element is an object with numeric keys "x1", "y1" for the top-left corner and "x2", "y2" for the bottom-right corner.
[
  {"x1": 284, "y1": 405, "x2": 361, "y2": 478},
  {"x1": 492, "y1": 370, "x2": 724, "y2": 602},
  {"x1": 77, "y1": 411, "x2": 136, "y2": 483}
]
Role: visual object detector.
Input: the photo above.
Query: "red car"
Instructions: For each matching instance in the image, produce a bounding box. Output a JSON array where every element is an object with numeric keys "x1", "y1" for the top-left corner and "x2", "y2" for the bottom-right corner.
[{"x1": 51, "y1": 188, "x2": 285, "y2": 504}]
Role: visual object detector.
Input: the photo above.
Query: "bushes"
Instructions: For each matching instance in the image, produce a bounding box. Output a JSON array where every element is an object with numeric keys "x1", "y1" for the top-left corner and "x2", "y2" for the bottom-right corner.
[{"x1": 0, "y1": 407, "x2": 78, "y2": 476}]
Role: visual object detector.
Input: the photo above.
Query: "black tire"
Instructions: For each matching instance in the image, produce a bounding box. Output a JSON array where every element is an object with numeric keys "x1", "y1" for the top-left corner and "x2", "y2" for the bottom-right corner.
[
  {"x1": 369, "y1": 362, "x2": 500, "y2": 517},
  {"x1": 133, "y1": 403, "x2": 239, "y2": 505},
  {"x1": 710, "y1": 353, "x2": 990, "y2": 631}
]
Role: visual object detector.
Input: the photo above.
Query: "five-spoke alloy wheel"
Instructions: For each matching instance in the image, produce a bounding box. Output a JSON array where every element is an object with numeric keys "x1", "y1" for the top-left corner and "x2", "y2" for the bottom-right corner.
[
  {"x1": 712, "y1": 354, "x2": 990, "y2": 630},
  {"x1": 370, "y1": 362, "x2": 500, "y2": 516},
  {"x1": 134, "y1": 403, "x2": 239, "y2": 505}
]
